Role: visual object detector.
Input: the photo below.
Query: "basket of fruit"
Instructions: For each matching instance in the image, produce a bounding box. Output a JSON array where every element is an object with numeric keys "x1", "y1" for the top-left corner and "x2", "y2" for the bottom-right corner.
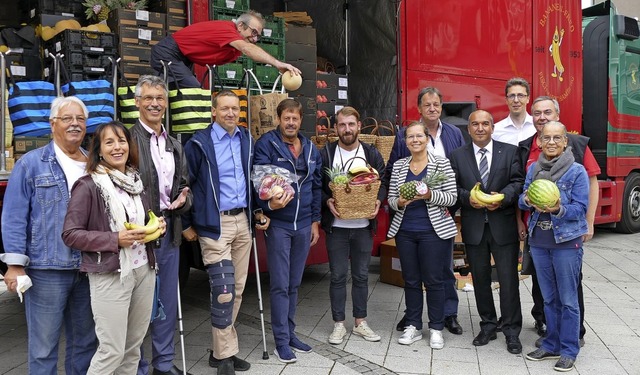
[{"x1": 326, "y1": 157, "x2": 381, "y2": 219}]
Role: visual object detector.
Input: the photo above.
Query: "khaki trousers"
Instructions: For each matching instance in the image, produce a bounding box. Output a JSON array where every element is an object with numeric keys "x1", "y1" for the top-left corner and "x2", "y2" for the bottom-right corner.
[
  {"x1": 87, "y1": 266, "x2": 155, "y2": 375},
  {"x1": 199, "y1": 213, "x2": 251, "y2": 360}
]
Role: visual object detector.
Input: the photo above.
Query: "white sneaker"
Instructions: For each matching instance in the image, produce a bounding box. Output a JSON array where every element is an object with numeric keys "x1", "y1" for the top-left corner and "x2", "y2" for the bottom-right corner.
[
  {"x1": 328, "y1": 322, "x2": 347, "y2": 344},
  {"x1": 398, "y1": 325, "x2": 422, "y2": 345},
  {"x1": 429, "y1": 329, "x2": 444, "y2": 349},
  {"x1": 352, "y1": 321, "x2": 381, "y2": 342}
]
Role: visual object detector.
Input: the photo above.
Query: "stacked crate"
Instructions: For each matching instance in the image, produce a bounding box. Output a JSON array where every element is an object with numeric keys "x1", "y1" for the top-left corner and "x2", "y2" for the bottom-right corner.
[
  {"x1": 107, "y1": 9, "x2": 166, "y2": 82},
  {"x1": 284, "y1": 25, "x2": 317, "y2": 136},
  {"x1": 210, "y1": 0, "x2": 251, "y2": 88},
  {"x1": 147, "y1": 0, "x2": 188, "y2": 34},
  {"x1": 316, "y1": 72, "x2": 348, "y2": 119},
  {"x1": 252, "y1": 15, "x2": 285, "y2": 90},
  {"x1": 45, "y1": 29, "x2": 117, "y2": 82}
]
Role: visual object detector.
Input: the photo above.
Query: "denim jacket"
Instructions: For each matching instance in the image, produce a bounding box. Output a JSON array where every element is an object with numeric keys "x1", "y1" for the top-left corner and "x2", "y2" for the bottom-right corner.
[
  {"x1": 0, "y1": 142, "x2": 82, "y2": 269},
  {"x1": 518, "y1": 162, "x2": 589, "y2": 244}
]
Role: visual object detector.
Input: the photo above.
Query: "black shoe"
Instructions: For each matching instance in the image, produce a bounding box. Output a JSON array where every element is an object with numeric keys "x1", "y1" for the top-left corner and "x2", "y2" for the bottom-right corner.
[
  {"x1": 535, "y1": 335, "x2": 543, "y2": 348},
  {"x1": 554, "y1": 356, "x2": 575, "y2": 372},
  {"x1": 534, "y1": 320, "x2": 547, "y2": 336},
  {"x1": 496, "y1": 317, "x2": 503, "y2": 332},
  {"x1": 580, "y1": 337, "x2": 585, "y2": 347},
  {"x1": 525, "y1": 348, "x2": 560, "y2": 361},
  {"x1": 472, "y1": 331, "x2": 497, "y2": 346},
  {"x1": 396, "y1": 315, "x2": 407, "y2": 332},
  {"x1": 152, "y1": 365, "x2": 193, "y2": 375},
  {"x1": 209, "y1": 352, "x2": 251, "y2": 371},
  {"x1": 444, "y1": 316, "x2": 463, "y2": 335},
  {"x1": 506, "y1": 336, "x2": 522, "y2": 354},
  {"x1": 217, "y1": 358, "x2": 235, "y2": 375}
]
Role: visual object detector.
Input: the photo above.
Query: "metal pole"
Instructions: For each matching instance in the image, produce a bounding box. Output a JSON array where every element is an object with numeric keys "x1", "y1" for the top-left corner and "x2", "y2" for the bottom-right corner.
[
  {"x1": 176, "y1": 283, "x2": 187, "y2": 375},
  {"x1": 344, "y1": 0, "x2": 350, "y2": 74},
  {"x1": 111, "y1": 57, "x2": 119, "y2": 117}
]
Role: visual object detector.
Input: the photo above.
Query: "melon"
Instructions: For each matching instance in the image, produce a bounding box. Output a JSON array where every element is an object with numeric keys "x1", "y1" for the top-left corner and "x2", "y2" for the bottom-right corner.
[{"x1": 527, "y1": 179, "x2": 560, "y2": 207}]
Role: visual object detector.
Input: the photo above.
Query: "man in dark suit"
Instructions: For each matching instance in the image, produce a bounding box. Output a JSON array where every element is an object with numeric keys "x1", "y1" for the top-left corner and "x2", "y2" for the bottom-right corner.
[{"x1": 449, "y1": 110, "x2": 524, "y2": 354}]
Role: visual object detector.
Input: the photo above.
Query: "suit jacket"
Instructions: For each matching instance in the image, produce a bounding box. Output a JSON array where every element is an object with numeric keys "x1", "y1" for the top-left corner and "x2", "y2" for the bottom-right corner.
[{"x1": 449, "y1": 140, "x2": 524, "y2": 246}]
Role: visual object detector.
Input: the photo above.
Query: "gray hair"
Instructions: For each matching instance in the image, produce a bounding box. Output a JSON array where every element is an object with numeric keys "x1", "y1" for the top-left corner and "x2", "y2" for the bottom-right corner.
[
  {"x1": 236, "y1": 10, "x2": 266, "y2": 28},
  {"x1": 49, "y1": 96, "x2": 89, "y2": 120},
  {"x1": 543, "y1": 121, "x2": 567, "y2": 135},
  {"x1": 417, "y1": 87, "x2": 443, "y2": 107},
  {"x1": 532, "y1": 96, "x2": 560, "y2": 116},
  {"x1": 505, "y1": 77, "x2": 530, "y2": 96},
  {"x1": 135, "y1": 75, "x2": 168, "y2": 97}
]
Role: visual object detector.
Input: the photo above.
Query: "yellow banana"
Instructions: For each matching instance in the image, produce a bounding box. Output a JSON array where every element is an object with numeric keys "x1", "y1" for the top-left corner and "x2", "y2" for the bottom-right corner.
[
  {"x1": 349, "y1": 166, "x2": 371, "y2": 175},
  {"x1": 124, "y1": 210, "x2": 160, "y2": 234},
  {"x1": 142, "y1": 227, "x2": 163, "y2": 243},
  {"x1": 474, "y1": 183, "x2": 505, "y2": 205}
]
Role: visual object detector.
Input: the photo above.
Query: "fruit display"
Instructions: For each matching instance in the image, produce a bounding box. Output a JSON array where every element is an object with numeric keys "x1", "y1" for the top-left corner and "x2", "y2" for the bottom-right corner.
[
  {"x1": 470, "y1": 182, "x2": 505, "y2": 206},
  {"x1": 124, "y1": 210, "x2": 162, "y2": 243},
  {"x1": 527, "y1": 179, "x2": 560, "y2": 208},
  {"x1": 326, "y1": 165, "x2": 379, "y2": 188}
]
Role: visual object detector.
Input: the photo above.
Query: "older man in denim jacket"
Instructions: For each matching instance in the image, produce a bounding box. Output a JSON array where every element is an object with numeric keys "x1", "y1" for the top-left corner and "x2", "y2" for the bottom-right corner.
[{"x1": 1, "y1": 97, "x2": 97, "y2": 374}]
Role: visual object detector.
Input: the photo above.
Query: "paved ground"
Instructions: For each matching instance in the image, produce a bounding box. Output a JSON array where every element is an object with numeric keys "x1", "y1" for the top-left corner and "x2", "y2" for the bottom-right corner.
[{"x1": 1, "y1": 228, "x2": 639, "y2": 374}]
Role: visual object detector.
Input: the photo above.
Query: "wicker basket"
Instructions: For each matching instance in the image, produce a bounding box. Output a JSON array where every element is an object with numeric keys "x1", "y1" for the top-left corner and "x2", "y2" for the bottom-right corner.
[
  {"x1": 328, "y1": 156, "x2": 380, "y2": 219},
  {"x1": 330, "y1": 180, "x2": 381, "y2": 219},
  {"x1": 375, "y1": 120, "x2": 396, "y2": 164},
  {"x1": 358, "y1": 118, "x2": 378, "y2": 146},
  {"x1": 311, "y1": 116, "x2": 333, "y2": 149}
]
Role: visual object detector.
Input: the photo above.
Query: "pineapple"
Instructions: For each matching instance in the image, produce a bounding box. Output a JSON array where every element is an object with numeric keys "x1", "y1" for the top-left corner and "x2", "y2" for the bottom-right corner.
[
  {"x1": 399, "y1": 181, "x2": 428, "y2": 200},
  {"x1": 422, "y1": 170, "x2": 448, "y2": 188},
  {"x1": 325, "y1": 166, "x2": 348, "y2": 185}
]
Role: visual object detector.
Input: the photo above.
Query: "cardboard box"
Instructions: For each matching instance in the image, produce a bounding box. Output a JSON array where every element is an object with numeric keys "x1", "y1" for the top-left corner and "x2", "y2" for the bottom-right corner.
[
  {"x1": 115, "y1": 26, "x2": 165, "y2": 46},
  {"x1": 455, "y1": 272, "x2": 473, "y2": 290},
  {"x1": 285, "y1": 25, "x2": 316, "y2": 45},
  {"x1": 4, "y1": 146, "x2": 14, "y2": 159},
  {"x1": 380, "y1": 239, "x2": 404, "y2": 288},
  {"x1": 108, "y1": 9, "x2": 167, "y2": 31},
  {"x1": 148, "y1": 0, "x2": 187, "y2": 15},
  {"x1": 285, "y1": 43, "x2": 316, "y2": 62},
  {"x1": 14, "y1": 136, "x2": 50, "y2": 153},
  {"x1": 4, "y1": 157, "x2": 15, "y2": 171},
  {"x1": 118, "y1": 43, "x2": 152, "y2": 63}
]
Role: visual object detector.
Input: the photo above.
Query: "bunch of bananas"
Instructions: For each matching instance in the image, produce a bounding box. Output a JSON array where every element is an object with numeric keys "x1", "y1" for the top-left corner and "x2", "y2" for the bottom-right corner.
[
  {"x1": 470, "y1": 182, "x2": 504, "y2": 206},
  {"x1": 124, "y1": 210, "x2": 162, "y2": 243}
]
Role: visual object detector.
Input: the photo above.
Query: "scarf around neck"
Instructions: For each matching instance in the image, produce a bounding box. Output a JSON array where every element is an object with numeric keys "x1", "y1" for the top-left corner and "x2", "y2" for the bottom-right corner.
[
  {"x1": 91, "y1": 164, "x2": 144, "y2": 282},
  {"x1": 531, "y1": 146, "x2": 575, "y2": 182}
]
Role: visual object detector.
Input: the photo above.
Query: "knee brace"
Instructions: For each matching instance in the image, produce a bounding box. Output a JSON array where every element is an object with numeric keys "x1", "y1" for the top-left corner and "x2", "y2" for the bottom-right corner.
[{"x1": 207, "y1": 260, "x2": 236, "y2": 329}]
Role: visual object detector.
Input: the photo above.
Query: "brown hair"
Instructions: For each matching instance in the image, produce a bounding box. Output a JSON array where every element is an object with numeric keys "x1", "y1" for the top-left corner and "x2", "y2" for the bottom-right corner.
[
  {"x1": 212, "y1": 90, "x2": 239, "y2": 108},
  {"x1": 276, "y1": 98, "x2": 303, "y2": 118},
  {"x1": 86, "y1": 121, "x2": 138, "y2": 173},
  {"x1": 336, "y1": 106, "x2": 360, "y2": 122}
]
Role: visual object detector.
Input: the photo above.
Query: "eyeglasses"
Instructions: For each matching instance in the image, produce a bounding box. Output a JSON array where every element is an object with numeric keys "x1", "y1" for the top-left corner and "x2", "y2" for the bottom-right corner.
[
  {"x1": 540, "y1": 135, "x2": 565, "y2": 144},
  {"x1": 53, "y1": 116, "x2": 86, "y2": 124},
  {"x1": 246, "y1": 24, "x2": 261, "y2": 40},
  {"x1": 137, "y1": 95, "x2": 166, "y2": 103},
  {"x1": 406, "y1": 134, "x2": 427, "y2": 140},
  {"x1": 507, "y1": 93, "x2": 528, "y2": 101}
]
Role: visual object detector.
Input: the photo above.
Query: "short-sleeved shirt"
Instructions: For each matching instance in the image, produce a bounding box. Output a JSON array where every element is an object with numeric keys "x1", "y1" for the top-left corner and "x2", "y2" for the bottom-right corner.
[{"x1": 173, "y1": 20, "x2": 243, "y2": 66}]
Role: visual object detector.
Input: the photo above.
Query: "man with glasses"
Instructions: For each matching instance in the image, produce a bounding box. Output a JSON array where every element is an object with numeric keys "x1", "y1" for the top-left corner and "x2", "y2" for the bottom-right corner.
[
  {"x1": 494, "y1": 78, "x2": 536, "y2": 146},
  {"x1": 151, "y1": 10, "x2": 300, "y2": 87},
  {"x1": 131, "y1": 75, "x2": 193, "y2": 375},
  {"x1": 1, "y1": 96, "x2": 97, "y2": 374},
  {"x1": 518, "y1": 96, "x2": 600, "y2": 349}
]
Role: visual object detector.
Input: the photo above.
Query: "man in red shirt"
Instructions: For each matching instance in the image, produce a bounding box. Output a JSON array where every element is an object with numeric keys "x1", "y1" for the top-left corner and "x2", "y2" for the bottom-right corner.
[
  {"x1": 518, "y1": 96, "x2": 600, "y2": 348},
  {"x1": 152, "y1": 10, "x2": 300, "y2": 88}
]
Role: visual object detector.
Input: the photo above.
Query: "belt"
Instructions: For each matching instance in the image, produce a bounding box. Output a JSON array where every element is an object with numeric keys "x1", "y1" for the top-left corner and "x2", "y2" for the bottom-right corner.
[
  {"x1": 536, "y1": 220, "x2": 553, "y2": 230},
  {"x1": 221, "y1": 207, "x2": 245, "y2": 216}
]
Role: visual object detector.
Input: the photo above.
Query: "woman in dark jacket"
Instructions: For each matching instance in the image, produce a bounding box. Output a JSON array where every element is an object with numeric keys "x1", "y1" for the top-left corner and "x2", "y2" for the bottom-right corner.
[{"x1": 63, "y1": 121, "x2": 165, "y2": 375}]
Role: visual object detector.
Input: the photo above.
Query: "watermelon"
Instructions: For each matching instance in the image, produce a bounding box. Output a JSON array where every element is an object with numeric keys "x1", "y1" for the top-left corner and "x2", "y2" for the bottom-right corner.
[{"x1": 527, "y1": 179, "x2": 560, "y2": 207}]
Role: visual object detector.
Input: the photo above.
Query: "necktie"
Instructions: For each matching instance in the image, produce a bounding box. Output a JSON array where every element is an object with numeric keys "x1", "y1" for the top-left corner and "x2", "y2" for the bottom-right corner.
[{"x1": 479, "y1": 148, "x2": 488, "y2": 186}]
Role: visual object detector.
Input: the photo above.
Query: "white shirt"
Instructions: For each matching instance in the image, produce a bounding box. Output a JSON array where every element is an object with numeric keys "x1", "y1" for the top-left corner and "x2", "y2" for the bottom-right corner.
[
  {"x1": 332, "y1": 144, "x2": 370, "y2": 229},
  {"x1": 53, "y1": 142, "x2": 87, "y2": 195},
  {"x1": 493, "y1": 113, "x2": 536, "y2": 146},
  {"x1": 426, "y1": 120, "x2": 446, "y2": 158},
  {"x1": 473, "y1": 140, "x2": 493, "y2": 175}
]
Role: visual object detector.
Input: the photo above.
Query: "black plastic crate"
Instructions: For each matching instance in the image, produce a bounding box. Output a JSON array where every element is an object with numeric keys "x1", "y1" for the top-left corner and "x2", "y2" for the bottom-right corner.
[
  {"x1": 46, "y1": 29, "x2": 117, "y2": 54},
  {"x1": 69, "y1": 70, "x2": 112, "y2": 82},
  {"x1": 62, "y1": 51, "x2": 117, "y2": 70},
  {"x1": 25, "y1": 0, "x2": 84, "y2": 17}
]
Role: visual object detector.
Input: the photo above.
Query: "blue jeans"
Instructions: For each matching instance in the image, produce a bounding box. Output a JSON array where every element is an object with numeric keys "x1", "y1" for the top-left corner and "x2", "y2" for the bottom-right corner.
[
  {"x1": 326, "y1": 227, "x2": 373, "y2": 322},
  {"x1": 25, "y1": 269, "x2": 96, "y2": 375},
  {"x1": 395, "y1": 230, "x2": 453, "y2": 331},
  {"x1": 265, "y1": 225, "x2": 312, "y2": 347},
  {"x1": 531, "y1": 246, "x2": 583, "y2": 360},
  {"x1": 138, "y1": 220, "x2": 180, "y2": 374}
]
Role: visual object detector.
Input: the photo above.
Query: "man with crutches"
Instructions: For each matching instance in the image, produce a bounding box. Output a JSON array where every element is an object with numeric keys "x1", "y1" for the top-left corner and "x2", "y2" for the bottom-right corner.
[
  {"x1": 129, "y1": 74, "x2": 193, "y2": 375},
  {"x1": 182, "y1": 89, "x2": 269, "y2": 375}
]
